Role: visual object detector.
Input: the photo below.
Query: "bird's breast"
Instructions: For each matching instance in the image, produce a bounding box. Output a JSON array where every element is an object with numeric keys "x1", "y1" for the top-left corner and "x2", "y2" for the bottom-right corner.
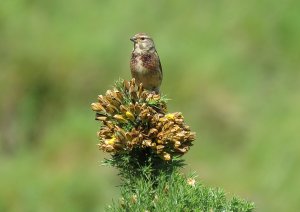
[{"x1": 135, "y1": 56, "x2": 148, "y2": 73}]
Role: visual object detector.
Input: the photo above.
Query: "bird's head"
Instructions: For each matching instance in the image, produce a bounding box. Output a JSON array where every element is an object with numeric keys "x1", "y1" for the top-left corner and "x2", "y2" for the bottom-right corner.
[{"x1": 130, "y1": 33, "x2": 156, "y2": 53}]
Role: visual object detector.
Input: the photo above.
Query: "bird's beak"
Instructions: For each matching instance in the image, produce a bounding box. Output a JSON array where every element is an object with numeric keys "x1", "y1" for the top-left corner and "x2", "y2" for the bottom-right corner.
[{"x1": 130, "y1": 37, "x2": 136, "y2": 42}]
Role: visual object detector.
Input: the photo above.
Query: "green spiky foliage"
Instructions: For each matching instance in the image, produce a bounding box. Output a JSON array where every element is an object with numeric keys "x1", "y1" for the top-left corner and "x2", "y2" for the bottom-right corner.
[{"x1": 106, "y1": 170, "x2": 254, "y2": 212}]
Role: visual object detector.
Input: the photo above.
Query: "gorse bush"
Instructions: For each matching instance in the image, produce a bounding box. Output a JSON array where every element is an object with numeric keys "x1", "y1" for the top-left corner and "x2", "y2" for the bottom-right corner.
[
  {"x1": 91, "y1": 79, "x2": 195, "y2": 174},
  {"x1": 91, "y1": 79, "x2": 254, "y2": 211}
]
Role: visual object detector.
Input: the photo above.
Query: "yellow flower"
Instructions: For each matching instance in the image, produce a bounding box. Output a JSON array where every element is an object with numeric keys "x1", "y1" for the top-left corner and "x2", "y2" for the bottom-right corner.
[
  {"x1": 165, "y1": 113, "x2": 175, "y2": 120},
  {"x1": 105, "y1": 136, "x2": 116, "y2": 145},
  {"x1": 125, "y1": 111, "x2": 135, "y2": 121}
]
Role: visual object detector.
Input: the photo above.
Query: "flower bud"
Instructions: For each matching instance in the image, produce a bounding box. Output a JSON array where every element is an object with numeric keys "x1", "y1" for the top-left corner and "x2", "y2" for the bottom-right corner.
[
  {"x1": 113, "y1": 114, "x2": 128, "y2": 123},
  {"x1": 125, "y1": 111, "x2": 135, "y2": 121},
  {"x1": 91, "y1": 103, "x2": 106, "y2": 112}
]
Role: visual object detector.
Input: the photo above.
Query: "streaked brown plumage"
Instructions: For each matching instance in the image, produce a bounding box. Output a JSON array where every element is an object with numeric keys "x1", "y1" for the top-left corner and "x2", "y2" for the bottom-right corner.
[{"x1": 130, "y1": 33, "x2": 163, "y2": 93}]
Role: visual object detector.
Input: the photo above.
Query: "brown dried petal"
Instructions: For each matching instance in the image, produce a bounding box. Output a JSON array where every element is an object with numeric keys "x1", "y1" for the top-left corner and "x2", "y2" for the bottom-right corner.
[
  {"x1": 142, "y1": 140, "x2": 152, "y2": 147},
  {"x1": 162, "y1": 121, "x2": 174, "y2": 131},
  {"x1": 183, "y1": 125, "x2": 190, "y2": 131},
  {"x1": 125, "y1": 132, "x2": 132, "y2": 141},
  {"x1": 156, "y1": 145, "x2": 165, "y2": 152},
  {"x1": 171, "y1": 125, "x2": 180, "y2": 133},
  {"x1": 174, "y1": 141, "x2": 181, "y2": 148},
  {"x1": 148, "y1": 128, "x2": 158, "y2": 137},
  {"x1": 99, "y1": 128, "x2": 113, "y2": 138},
  {"x1": 134, "y1": 103, "x2": 141, "y2": 114},
  {"x1": 176, "y1": 147, "x2": 188, "y2": 153},
  {"x1": 138, "y1": 83, "x2": 144, "y2": 98},
  {"x1": 130, "y1": 128, "x2": 139, "y2": 137},
  {"x1": 174, "y1": 112, "x2": 183, "y2": 118},
  {"x1": 119, "y1": 105, "x2": 129, "y2": 114},
  {"x1": 105, "y1": 89, "x2": 113, "y2": 96},
  {"x1": 140, "y1": 91, "x2": 148, "y2": 100},
  {"x1": 102, "y1": 144, "x2": 115, "y2": 152},
  {"x1": 129, "y1": 103, "x2": 135, "y2": 113},
  {"x1": 115, "y1": 127, "x2": 126, "y2": 142},
  {"x1": 157, "y1": 122, "x2": 163, "y2": 129},
  {"x1": 113, "y1": 114, "x2": 128, "y2": 123},
  {"x1": 176, "y1": 131, "x2": 185, "y2": 139},
  {"x1": 113, "y1": 144, "x2": 124, "y2": 151},
  {"x1": 91, "y1": 102, "x2": 106, "y2": 112},
  {"x1": 130, "y1": 78, "x2": 136, "y2": 87},
  {"x1": 104, "y1": 121, "x2": 114, "y2": 129},
  {"x1": 152, "y1": 94, "x2": 160, "y2": 101},
  {"x1": 95, "y1": 113, "x2": 107, "y2": 121},
  {"x1": 104, "y1": 104, "x2": 115, "y2": 114},
  {"x1": 138, "y1": 133, "x2": 143, "y2": 140},
  {"x1": 129, "y1": 85, "x2": 138, "y2": 101},
  {"x1": 109, "y1": 103, "x2": 119, "y2": 113},
  {"x1": 175, "y1": 119, "x2": 184, "y2": 124},
  {"x1": 113, "y1": 90, "x2": 123, "y2": 102},
  {"x1": 187, "y1": 132, "x2": 196, "y2": 140},
  {"x1": 107, "y1": 97, "x2": 121, "y2": 108},
  {"x1": 157, "y1": 132, "x2": 163, "y2": 140},
  {"x1": 123, "y1": 80, "x2": 130, "y2": 91},
  {"x1": 97, "y1": 95, "x2": 106, "y2": 103},
  {"x1": 131, "y1": 137, "x2": 139, "y2": 145}
]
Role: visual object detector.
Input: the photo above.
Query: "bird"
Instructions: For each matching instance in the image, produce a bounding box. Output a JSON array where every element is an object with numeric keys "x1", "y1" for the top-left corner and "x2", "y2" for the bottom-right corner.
[{"x1": 130, "y1": 33, "x2": 163, "y2": 94}]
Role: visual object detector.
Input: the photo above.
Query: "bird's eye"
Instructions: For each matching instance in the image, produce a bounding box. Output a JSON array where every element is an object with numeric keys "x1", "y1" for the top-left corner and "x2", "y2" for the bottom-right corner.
[{"x1": 141, "y1": 37, "x2": 145, "y2": 40}]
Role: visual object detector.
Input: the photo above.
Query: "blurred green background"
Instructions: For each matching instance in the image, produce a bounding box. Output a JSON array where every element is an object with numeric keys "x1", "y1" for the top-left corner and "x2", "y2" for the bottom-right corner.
[{"x1": 1, "y1": 0, "x2": 299, "y2": 211}]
